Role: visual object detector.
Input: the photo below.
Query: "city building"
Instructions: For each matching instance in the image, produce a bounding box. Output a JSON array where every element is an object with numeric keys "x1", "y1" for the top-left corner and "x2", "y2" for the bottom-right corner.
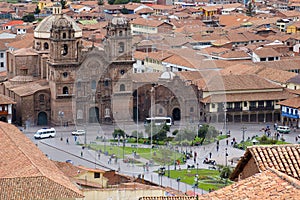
[{"x1": 1, "y1": 4, "x2": 134, "y2": 126}]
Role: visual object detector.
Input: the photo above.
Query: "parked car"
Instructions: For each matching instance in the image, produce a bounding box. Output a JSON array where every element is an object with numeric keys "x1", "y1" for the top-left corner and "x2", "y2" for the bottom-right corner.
[
  {"x1": 276, "y1": 126, "x2": 291, "y2": 134},
  {"x1": 71, "y1": 130, "x2": 86, "y2": 135}
]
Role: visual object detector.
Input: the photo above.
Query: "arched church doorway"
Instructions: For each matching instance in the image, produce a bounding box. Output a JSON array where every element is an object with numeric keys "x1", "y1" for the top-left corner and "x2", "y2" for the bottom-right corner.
[
  {"x1": 37, "y1": 112, "x2": 48, "y2": 125},
  {"x1": 172, "y1": 108, "x2": 181, "y2": 121},
  {"x1": 89, "y1": 107, "x2": 99, "y2": 123}
]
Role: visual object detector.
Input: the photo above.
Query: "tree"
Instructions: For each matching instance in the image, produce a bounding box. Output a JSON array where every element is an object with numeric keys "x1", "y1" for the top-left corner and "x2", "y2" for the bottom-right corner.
[
  {"x1": 220, "y1": 166, "x2": 232, "y2": 179},
  {"x1": 131, "y1": 130, "x2": 143, "y2": 139},
  {"x1": 22, "y1": 14, "x2": 35, "y2": 22},
  {"x1": 145, "y1": 123, "x2": 169, "y2": 141},
  {"x1": 60, "y1": 0, "x2": 67, "y2": 9},
  {"x1": 120, "y1": 8, "x2": 129, "y2": 14},
  {"x1": 198, "y1": 124, "x2": 208, "y2": 139},
  {"x1": 246, "y1": 2, "x2": 255, "y2": 17},
  {"x1": 34, "y1": 5, "x2": 40, "y2": 15},
  {"x1": 97, "y1": 0, "x2": 104, "y2": 6},
  {"x1": 112, "y1": 129, "x2": 125, "y2": 139},
  {"x1": 174, "y1": 127, "x2": 197, "y2": 142},
  {"x1": 108, "y1": 0, "x2": 115, "y2": 5},
  {"x1": 172, "y1": 129, "x2": 179, "y2": 136}
]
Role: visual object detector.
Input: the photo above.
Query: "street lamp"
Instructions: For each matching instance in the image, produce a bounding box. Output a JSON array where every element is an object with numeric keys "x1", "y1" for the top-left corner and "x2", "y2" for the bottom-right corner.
[
  {"x1": 136, "y1": 84, "x2": 139, "y2": 150},
  {"x1": 223, "y1": 102, "x2": 227, "y2": 135},
  {"x1": 196, "y1": 163, "x2": 199, "y2": 175},
  {"x1": 123, "y1": 139, "x2": 125, "y2": 161},
  {"x1": 241, "y1": 125, "x2": 247, "y2": 149},
  {"x1": 225, "y1": 148, "x2": 228, "y2": 167},
  {"x1": 193, "y1": 174, "x2": 199, "y2": 196},
  {"x1": 176, "y1": 177, "x2": 181, "y2": 193},
  {"x1": 150, "y1": 83, "x2": 155, "y2": 158},
  {"x1": 158, "y1": 167, "x2": 165, "y2": 187},
  {"x1": 58, "y1": 111, "x2": 64, "y2": 141}
]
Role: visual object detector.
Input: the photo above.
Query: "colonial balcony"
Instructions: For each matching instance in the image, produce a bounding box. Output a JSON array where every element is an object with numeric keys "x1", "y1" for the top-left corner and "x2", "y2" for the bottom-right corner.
[{"x1": 249, "y1": 106, "x2": 274, "y2": 111}]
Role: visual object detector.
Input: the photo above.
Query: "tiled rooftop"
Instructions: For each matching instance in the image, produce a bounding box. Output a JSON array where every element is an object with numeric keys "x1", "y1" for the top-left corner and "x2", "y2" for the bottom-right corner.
[
  {"x1": 200, "y1": 169, "x2": 300, "y2": 200},
  {"x1": 0, "y1": 122, "x2": 83, "y2": 200}
]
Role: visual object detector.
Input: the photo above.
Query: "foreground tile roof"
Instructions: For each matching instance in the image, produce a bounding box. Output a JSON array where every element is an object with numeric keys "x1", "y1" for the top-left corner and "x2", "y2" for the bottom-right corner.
[
  {"x1": 200, "y1": 169, "x2": 300, "y2": 200},
  {"x1": 139, "y1": 197, "x2": 196, "y2": 200},
  {"x1": 0, "y1": 122, "x2": 84, "y2": 200},
  {"x1": 231, "y1": 144, "x2": 300, "y2": 181}
]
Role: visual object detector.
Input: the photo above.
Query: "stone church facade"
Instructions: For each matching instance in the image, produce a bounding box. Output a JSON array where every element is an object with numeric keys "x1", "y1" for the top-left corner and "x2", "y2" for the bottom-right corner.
[{"x1": 1, "y1": 5, "x2": 135, "y2": 126}]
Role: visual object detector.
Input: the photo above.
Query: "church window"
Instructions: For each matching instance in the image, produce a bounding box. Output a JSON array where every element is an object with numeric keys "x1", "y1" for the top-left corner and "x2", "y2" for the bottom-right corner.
[
  {"x1": 44, "y1": 42, "x2": 49, "y2": 50},
  {"x1": 118, "y1": 42, "x2": 124, "y2": 53},
  {"x1": 63, "y1": 32, "x2": 66, "y2": 39},
  {"x1": 190, "y1": 107, "x2": 194, "y2": 113},
  {"x1": 104, "y1": 80, "x2": 109, "y2": 87},
  {"x1": 63, "y1": 72, "x2": 68, "y2": 78},
  {"x1": 77, "y1": 81, "x2": 81, "y2": 88},
  {"x1": 61, "y1": 44, "x2": 68, "y2": 56},
  {"x1": 91, "y1": 80, "x2": 96, "y2": 90},
  {"x1": 120, "y1": 69, "x2": 125, "y2": 75},
  {"x1": 39, "y1": 94, "x2": 45, "y2": 102},
  {"x1": 120, "y1": 84, "x2": 125, "y2": 91},
  {"x1": 159, "y1": 108, "x2": 163, "y2": 114},
  {"x1": 119, "y1": 31, "x2": 123, "y2": 36},
  {"x1": 105, "y1": 108, "x2": 110, "y2": 118},
  {"x1": 77, "y1": 109, "x2": 83, "y2": 119},
  {"x1": 63, "y1": 87, "x2": 69, "y2": 94}
]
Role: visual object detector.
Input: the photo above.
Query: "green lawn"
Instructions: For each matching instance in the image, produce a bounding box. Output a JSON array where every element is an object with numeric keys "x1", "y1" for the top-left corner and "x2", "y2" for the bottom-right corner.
[
  {"x1": 167, "y1": 169, "x2": 231, "y2": 191},
  {"x1": 235, "y1": 136, "x2": 290, "y2": 150},
  {"x1": 88, "y1": 144, "x2": 183, "y2": 166}
]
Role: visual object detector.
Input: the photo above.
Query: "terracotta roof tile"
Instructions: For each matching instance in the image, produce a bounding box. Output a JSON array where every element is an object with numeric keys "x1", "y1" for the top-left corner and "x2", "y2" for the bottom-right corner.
[
  {"x1": 202, "y1": 89, "x2": 295, "y2": 103},
  {"x1": 277, "y1": 96, "x2": 300, "y2": 108},
  {"x1": 232, "y1": 145, "x2": 300, "y2": 181},
  {"x1": 200, "y1": 169, "x2": 300, "y2": 200},
  {"x1": 0, "y1": 94, "x2": 15, "y2": 104},
  {"x1": 0, "y1": 122, "x2": 83, "y2": 199},
  {"x1": 203, "y1": 74, "x2": 282, "y2": 91},
  {"x1": 253, "y1": 47, "x2": 281, "y2": 57},
  {"x1": 131, "y1": 18, "x2": 171, "y2": 27}
]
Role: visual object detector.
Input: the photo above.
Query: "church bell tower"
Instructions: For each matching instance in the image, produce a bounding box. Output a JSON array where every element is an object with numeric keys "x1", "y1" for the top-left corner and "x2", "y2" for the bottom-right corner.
[{"x1": 47, "y1": 11, "x2": 82, "y2": 125}]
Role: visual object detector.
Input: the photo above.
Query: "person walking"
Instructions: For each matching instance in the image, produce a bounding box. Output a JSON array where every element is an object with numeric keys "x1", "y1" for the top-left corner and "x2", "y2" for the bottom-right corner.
[
  {"x1": 66, "y1": 137, "x2": 69, "y2": 145},
  {"x1": 209, "y1": 152, "x2": 212, "y2": 159},
  {"x1": 80, "y1": 151, "x2": 83, "y2": 157}
]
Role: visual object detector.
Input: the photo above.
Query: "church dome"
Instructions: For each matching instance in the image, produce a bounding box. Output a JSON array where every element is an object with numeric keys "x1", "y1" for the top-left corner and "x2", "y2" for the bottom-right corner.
[
  {"x1": 34, "y1": 14, "x2": 82, "y2": 39},
  {"x1": 160, "y1": 71, "x2": 176, "y2": 80},
  {"x1": 111, "y1": 16, "x2": 128, "y2": 25},
  {"x1": 53, "y1": 16, "x2": 71, "y2": 28}
]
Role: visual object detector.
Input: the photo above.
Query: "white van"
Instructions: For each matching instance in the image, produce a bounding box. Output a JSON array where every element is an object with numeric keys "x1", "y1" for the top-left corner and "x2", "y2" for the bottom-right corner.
[
  {"x1": 34, "y1": 128, "x2": 56, "y2": 139},
  {"x1": 276, "y1": 126, "x2": 290, "y2": 134}
]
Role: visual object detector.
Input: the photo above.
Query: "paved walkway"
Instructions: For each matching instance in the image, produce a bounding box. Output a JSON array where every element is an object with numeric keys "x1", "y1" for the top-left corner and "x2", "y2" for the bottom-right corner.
[
  {"x1": 38, "y1": 135, "x2": 208, "y2": 195},
  {"x1": 23, "y1": 122, "x2": 300, "y2": 195}
]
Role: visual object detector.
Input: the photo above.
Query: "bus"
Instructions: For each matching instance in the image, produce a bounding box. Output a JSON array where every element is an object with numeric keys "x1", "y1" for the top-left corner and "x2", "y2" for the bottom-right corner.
[
  {"x1": 34, "y1": 128, "x2": 56, "y2": 139},
  {"x1": 144, "y1": 117, "x2": 173, "y2": 126}
]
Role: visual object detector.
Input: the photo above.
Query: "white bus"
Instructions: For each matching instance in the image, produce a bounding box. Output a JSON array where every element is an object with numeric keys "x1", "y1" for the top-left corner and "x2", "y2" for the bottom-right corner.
[
  {"x1": 144, "y1": 117, "x2": 173, "y2": 126},
  {"x1": 34, "y1": 128, "x2": 56, "y2": 139}
]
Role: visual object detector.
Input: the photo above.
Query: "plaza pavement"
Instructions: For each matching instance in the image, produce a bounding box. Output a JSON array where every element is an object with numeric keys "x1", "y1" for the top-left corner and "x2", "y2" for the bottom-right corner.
[{"x1": 23, "y1": 122, "x2": 300, "y2": 195}]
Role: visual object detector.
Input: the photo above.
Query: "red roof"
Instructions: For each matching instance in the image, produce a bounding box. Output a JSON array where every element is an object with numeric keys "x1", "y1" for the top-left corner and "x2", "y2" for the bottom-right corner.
[{"x1": 2, "y1": 20, "x2": 24, "y2": 27}]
